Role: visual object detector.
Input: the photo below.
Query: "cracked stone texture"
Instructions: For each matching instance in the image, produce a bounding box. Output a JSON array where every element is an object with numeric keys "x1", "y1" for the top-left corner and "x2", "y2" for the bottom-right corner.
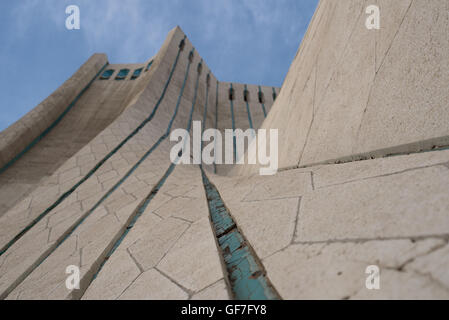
[
  {"x1": 1, "y1": 1, "x2": 449, "y2": 301},
  {"x1": 0, "y1": 57, "x2": 153, "y2": 216},
  {"x1": 83, "y1": 165, "x2": 226, "y2": 300},
  {"x1": 209, "y1": 169, "x2": 312, "y2": 259},
  {"x1": 312, "y1": 149, "x2": 449, "y2": 188},
  {"x1": 235, "y1": 0, "x2": 449, "y2": 175},
  {"x1": 5, "y1": 236, "x2": 80, "y2": 300},
  {"x1": 356, "y1": 0, "x2": 449, "y2": 154},
  {"x1": 405, "y1": 243, "x2": 449, "y2": 291},
  {"x1": 0, "y1": 54, "x2": 107, "y2": 213},
  {"x1": 211, "y1": 150, "x2": 449, "y2": 299},
  {"x1": 263, "y1": 239, "x2": 449, "y2": 300},
  {"x1": 157, "y1": 217, "x2": 224, "y2": 293},
  {"x1": 297, "y1": 165, "x2": 449, "y2": 242},
  {"x1": 191, "y1": 280, "x2": 230, "y2": 300},
  {"x1": 223, "y1": 198, "x2": 300, "y2": 260},
  {"x1": 0, "y1": 26, "x2": 200, "y2": 247},
  {"x1": 1, "y1": 27, "x2": 238, "y2": 298},
  {"x1": 0, "y1": 28, "x2": 209, "y2": 299},
  {"x1": 118, "y1": 269, "x2": 189, "y2": 300},
  {"x1": 81, "y1": 249, "x2": 141, "y2": 300}
]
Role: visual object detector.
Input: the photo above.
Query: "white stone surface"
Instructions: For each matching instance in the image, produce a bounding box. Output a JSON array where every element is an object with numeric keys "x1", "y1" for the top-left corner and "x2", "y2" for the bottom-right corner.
[
  {"x1": 297, "y1": 165, "x2": 449, "y2": 242},
  {"x1": 1, "y1": 2, "x2": 449, "y2": 300},
  {"x1": 263, "y1": 239, "x2": 449, "y2": 300}
]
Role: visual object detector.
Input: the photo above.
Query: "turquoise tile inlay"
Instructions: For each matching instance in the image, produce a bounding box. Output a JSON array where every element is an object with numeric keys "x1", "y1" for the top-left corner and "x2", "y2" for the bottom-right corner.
[{"x1": 201, "y1": 168, "x2": 280, "y2": 300}]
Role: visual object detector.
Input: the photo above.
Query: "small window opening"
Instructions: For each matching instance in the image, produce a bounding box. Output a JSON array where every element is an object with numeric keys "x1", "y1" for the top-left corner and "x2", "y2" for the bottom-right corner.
[
  {"x1": 243, "y1": 89, "x2": 250, "y2": 102},
  {"x1": 188, "y1": 51, "x2": 194, "y2": 62},
  {"x1": 100, "y1": 69, "x2": 114, "y2": 80},
  {"x1": 272, "y1": 88, "x2": 277, "y2": 101},
  {"x1": 258, "y1": 91, "x2": 265, "y2": 104},
  {"x1": 197, "y1": 62, "x2": 203, "y2": 74},
  {"x1": 145, "y1": 60, "x2": 153, "y2": 72},
  {"x1": 131, "y1": 68, "x2": 143, "y2": 80},
  {"x1": 115, "y1": 69, "x2": 130, "y2": 80},
  {"x1": 206, "y1": 74, "x2": 211, "y2": 87},
  {"x1": 229, "y1": 87, "x2": 235, "y2": 101},
  {"x1": 179, "y1": 39, "x2": 186, "y2": 51}
]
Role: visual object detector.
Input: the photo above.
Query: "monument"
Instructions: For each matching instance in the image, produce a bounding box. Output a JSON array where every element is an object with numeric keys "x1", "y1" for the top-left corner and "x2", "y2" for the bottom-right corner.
[{"x1": 0, "y1": 0, "x2": 448, "y2": 300}]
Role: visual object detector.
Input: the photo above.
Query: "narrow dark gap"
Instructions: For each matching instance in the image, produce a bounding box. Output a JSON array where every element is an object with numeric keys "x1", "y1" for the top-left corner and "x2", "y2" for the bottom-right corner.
[
  {"x1": 244, "y1": 85, "x2": 254, "y2": 130},
  {"x1": 258, "y1": 86, "x2": 267, "y2": 118},
  {"x1": 200, "y1": 167, "x2": 281, "y2": 300},
  {"x1": 229, "y1": 87, "x2": 235, "y2": 101},
  {"x1": 145, "y1": 60, "x2": 154, "y2": 72},
  {"x1": 258, "y1": 91, "x2": 264, "y2": 104},
  {"x1": 243, "y1": 89, "x2": 250, "y2": 102}
]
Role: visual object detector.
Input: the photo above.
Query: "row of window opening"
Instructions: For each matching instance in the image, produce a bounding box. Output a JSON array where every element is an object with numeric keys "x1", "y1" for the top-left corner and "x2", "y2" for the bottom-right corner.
[
  {"x1": 99, "y1": 60, "x2": 153, "y2": 81},
  {"x1": 228, "y1": 87, "x2": 277, "y2": 103}
]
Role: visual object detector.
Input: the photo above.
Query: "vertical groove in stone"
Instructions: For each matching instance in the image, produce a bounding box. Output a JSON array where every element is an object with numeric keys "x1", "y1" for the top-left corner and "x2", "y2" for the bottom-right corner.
[
  {"x1": 0, "y1": 47, "x2": 196, "y2": 300},
  {"x1": 200, "y1": 168, "x2": 281, "y2": 300}
]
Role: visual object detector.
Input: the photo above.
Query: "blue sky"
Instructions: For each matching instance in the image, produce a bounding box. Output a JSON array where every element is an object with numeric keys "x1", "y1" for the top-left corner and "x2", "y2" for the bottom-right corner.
[{"x1": 0, "y1": 0, "x2": 318, "y2": 131}]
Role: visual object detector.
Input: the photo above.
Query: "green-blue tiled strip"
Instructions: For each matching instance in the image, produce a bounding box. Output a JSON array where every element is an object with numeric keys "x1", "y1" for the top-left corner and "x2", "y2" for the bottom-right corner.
[
  {"x1": 0, "y1": 49, "x2": 196, "y2": 300},
  {"x1": 0, "y1": 62, "x2": 109, "y2": 177},
  {"x1": 200, "y1": 168, "x2": 280, "y2": 300},
  {"x1": 0, "y1": 37, "x2": 187, "y2": 258}
]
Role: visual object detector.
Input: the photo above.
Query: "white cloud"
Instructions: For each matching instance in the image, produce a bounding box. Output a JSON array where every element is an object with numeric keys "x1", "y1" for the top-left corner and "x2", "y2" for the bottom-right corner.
[
  {"x1": 7, "y1": 0, "x2": 317, "y2": 82},
  {"x1": 78, "y1": 0, "x2": 171, "y2": 62}
]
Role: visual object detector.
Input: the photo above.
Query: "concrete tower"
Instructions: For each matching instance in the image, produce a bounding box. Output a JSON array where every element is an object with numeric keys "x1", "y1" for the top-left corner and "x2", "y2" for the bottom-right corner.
[{"x1": 0, "y1": 1, "x2": 448, "y2": 300}]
